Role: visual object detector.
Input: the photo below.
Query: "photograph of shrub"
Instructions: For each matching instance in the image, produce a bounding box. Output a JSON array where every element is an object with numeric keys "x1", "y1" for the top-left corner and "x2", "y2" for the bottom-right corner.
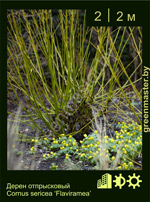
[{"x1": 7, "y1": 9, "x2": 142, "y2": 170}]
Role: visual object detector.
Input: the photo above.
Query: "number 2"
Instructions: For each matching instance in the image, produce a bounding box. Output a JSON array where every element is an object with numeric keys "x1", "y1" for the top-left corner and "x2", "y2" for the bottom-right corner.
[
  {"x1": 95, "y1": 11, "x2": 102, "y2": 21},
  {"x1": 117, "y1": 11, "x2": 123, "y2": 21}
]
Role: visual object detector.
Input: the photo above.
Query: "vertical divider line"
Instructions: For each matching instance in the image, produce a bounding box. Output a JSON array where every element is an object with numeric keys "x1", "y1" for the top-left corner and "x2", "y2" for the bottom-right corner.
[{"x1": 108, "y1": 8, "x2": 110, "y2": 23}]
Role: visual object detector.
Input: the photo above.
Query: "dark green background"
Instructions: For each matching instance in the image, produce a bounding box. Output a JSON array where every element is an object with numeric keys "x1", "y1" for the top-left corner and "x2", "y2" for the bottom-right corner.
[{"x1": 0, "y1": 1, "x2": 150, "y2": 202}]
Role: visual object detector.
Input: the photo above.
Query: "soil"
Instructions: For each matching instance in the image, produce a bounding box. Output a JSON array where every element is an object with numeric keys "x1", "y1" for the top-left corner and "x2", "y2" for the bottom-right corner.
[{"x1": 7, "y1": 88, "x2": 142, "y2": 170}]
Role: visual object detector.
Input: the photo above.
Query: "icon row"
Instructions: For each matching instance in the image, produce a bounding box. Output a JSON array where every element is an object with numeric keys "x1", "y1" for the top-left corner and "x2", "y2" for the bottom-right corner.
[{"x1": 97, "y1": 173, "x2": 142, "y2": 189}]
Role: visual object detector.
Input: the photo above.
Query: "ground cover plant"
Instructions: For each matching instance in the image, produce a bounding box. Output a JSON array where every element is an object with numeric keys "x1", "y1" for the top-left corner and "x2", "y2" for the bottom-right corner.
[{"x1": 7, "y1": 9, "x2": 142, "y2": 170}]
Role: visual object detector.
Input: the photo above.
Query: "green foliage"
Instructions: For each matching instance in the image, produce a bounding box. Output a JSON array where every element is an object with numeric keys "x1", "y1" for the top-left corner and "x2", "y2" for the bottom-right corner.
[
  {"x1": 49, "y1": 163, "x2": 58, "y2": 170},
  {"x1": 112, "y1": 122, "x2": 142, "y2": 169},
  {"x1": 42, "y1": 134, "x2": 79, "y2": 160},
  {"x1": 77, "y1": 133, "x2": 101, "y2": 164},
  {"x1": 76, "y1": 122, "x2": 142, "y2": 170},
  {"x1": 26, "y1": 121, "x2": 142, "y2": 170}
]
